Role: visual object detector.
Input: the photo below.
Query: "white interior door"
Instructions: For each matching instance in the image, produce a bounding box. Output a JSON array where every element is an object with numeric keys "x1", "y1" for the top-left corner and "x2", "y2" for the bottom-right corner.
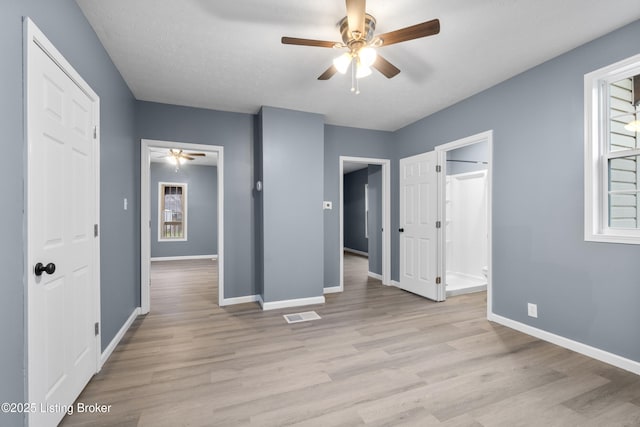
[
  {"x1": 27, "y1": 20, "x2": 99, "y2": 427},
  {"x1": 399, "y1": 151, "x2": 444, "y2": 301}
]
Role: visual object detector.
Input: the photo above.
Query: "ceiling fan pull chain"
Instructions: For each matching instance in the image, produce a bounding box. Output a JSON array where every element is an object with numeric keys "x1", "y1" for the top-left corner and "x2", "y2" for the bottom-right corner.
[{"x1": 350, "y1": 57, "x2": 356, "y2": 93}]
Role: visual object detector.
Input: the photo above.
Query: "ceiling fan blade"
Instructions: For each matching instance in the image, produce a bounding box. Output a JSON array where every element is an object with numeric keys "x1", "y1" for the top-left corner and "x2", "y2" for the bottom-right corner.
[
  {"x1": 185, "y1": 152, "x2": 206, "y2": 156},
  {"x1": 378, "y1": 19, "x2": 440, "y2": 46},
  {"x1": 181, "y1": 155, "x2": 195, "y2": 160},
  {"x1": 345, "y1": 0, "x2": 366, "y2": 39},
  {"x1": 281, "y1": 37, "x2": 336, "y2": 48},
  {"x1": 372, "y1": 55, "x2": 400, "y2": 79},
  {"x1": 318, "y1": 65, "x2": 338, "y2": 80}
]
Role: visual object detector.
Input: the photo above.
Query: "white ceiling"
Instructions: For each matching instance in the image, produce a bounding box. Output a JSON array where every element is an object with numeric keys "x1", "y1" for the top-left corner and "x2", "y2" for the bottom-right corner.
[
  {"x1": 76, "y1": 0, "x2": 640, "y2": 131},
  {"x1": 343, "y1": 162, "x2": 369, "y2": 175}
]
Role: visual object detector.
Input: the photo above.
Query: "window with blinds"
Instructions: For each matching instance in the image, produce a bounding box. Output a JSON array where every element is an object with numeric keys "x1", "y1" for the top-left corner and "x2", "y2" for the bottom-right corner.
[{"x1": 159, "y1": 182, "x2": 187, "y2": 241}]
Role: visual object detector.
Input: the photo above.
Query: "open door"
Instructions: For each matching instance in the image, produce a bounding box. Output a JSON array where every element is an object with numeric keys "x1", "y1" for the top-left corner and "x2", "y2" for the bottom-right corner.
[{"x1": 398, "y1": 151, "x2": 445, "y2": 301}]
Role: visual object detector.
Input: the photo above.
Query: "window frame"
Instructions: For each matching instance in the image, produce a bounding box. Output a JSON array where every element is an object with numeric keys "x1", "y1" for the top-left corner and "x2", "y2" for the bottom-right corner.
[
  {"x1": 158, "y1": 181, "x2": 188, "y2": 242},
  {"x1": 584, "y1": 53, "x2": 640, "y2": 244}
]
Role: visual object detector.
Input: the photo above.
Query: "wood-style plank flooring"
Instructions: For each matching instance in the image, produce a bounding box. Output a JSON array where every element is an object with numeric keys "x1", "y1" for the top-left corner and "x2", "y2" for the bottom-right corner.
[{"x1": 62, "y1": 254, "x2": 640, "y2": 426}]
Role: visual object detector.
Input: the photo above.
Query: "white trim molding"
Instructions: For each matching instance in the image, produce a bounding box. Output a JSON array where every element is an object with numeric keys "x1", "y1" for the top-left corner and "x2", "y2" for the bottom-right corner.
[
  {"x1": 99, "y1": 308, "x2": 140, "y2": 370},
  {"x1": 259, "y1": 296, "x2": 326, "y2": 311},
  {"x1": 220, "y1": 295, "x2": 259, "y2": 307},
  {"x1": 368, "y1": 271, "x2": 383, "y2": 280},
  {"x1": 323, "y1": 286, "x2": 342, "y2": 294},
  {"x1": 489, "y1": 313, "x2": 640, "y2": 376},
  {"x1": 151, "y1": 254, "x2": 217, "y2": 262}
]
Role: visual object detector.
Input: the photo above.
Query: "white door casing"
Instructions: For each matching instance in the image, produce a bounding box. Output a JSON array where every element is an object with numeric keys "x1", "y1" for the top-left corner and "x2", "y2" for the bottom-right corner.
[
  {"x1": 398, "y1": 151, "x2": 444, "y2": 301},
  {"x1": 140, "y1": 139, "x2": 224, "y2": 311},
  {"x1": 26, "y1": 18, "x2": 100, "y2": 427},
  {"x1": 436, "y1": 130, "x2": 493, "y2": 316}
]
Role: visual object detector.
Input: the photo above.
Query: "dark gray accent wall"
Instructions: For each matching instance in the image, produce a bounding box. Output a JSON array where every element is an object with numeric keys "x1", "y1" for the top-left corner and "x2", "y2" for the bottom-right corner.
[
  {"x1": 1, "y1": 1, "x2": 137, "y2": 425},
  {"x1": 393, "y1": 20, "x2": 640, "y2": 362},
  {"x1": 260, "y1": 107, "x2": 325, "y2": 302},
  {"x1": 150, "y1": 164, "x2": 218, "y2": 258},
  {"x1": 367, "y1": 165, "x2": 383, "y2": 275},
  {"x1": 136, "y1": 101, "x2": 256, "y2": 299},
  {"x1": 343, "y1": 168, "x2": 369, "y2": 253},
  {"x1": 324, "y1": 125, "x2": 393, "y2": 288}
]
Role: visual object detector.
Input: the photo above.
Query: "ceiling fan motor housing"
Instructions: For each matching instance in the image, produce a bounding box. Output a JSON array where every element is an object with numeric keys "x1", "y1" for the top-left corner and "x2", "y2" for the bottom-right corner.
[{"x1": 339, "y1": 13, "x2": 376, "y2": 45}]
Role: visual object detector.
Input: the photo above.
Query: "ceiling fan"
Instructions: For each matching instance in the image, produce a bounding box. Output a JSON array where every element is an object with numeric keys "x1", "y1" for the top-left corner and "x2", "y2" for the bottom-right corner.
[
  {"x1": 167, "y1": 149, "x2": 206, "y2": 165},
  {"x1": 281, "y1": 0, "x2": 440, "y2": 92}
]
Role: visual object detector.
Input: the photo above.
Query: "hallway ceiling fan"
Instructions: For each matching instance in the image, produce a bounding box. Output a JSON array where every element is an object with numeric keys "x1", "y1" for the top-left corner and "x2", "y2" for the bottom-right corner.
[
  {"x1": 167, "y1": 149, "x2": 206, "y2": 165},
  {"x1": 281, "y1": 0, "x2": 440, "y2": 92}
]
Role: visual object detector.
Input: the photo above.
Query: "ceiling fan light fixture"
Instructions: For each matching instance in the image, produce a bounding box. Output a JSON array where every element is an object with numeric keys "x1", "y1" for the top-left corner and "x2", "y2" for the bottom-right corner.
[
  {"x1": 333, "y1": 52, "x2": 352, "y2": 74},
  {"x1": 356, "y1": 61, "x2": 372, "y2": 79},
  {"x1": 358, "y1": 47, "x2": 377, "y2": 68}
]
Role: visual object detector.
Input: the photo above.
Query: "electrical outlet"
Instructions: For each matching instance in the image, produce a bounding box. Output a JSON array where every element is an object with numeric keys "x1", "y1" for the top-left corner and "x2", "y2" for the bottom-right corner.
[
  {"x1": 323, "y1": 201, "x2": 332, "y2": 210},
  {"x1": 527, "y1": 303, "x2": 538, "y2": 318}
]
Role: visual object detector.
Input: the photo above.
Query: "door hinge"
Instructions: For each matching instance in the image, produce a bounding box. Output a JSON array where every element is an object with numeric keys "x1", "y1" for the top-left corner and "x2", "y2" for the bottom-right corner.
[
  {"x1": 93, "y1": 126, "x2": 97, "y2": 139},
  {"x1": 436, "y1": 165, "x2": 442, "y2": 173},
  {"x1": 94, "y1": 322, "x2": 99, "y2": 336},
  {"x1": 436, "y1": 220, "x2": 441, "y2": 229},
  {"x1": 436, "y1": 277, "x2": 442, "y2": 285},
  {"x1": 94, "y1": 224, "x2": 99, "y2": 237}
]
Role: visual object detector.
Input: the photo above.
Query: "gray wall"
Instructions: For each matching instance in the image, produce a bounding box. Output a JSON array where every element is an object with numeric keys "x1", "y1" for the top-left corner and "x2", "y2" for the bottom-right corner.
[
  {"x1": 393, "y1": 20, "x2": 640, "y2": 362},
  {"x1": 150, "y1": 163, "x2": 218, "y2": 258},
  {"x1": 0, "y1": 1, "x2": 137, "y2": 425},
  {"x1": 324, "y1": 125, "x2": 393, "y2": 288},
  {"x1": 260, "y1": 107, "x2": 325, "y2": 302},
  {"x1": 343, "y1": 168, "x2": 369, "y2": 253},
  {"x1": 136, "y1": 101, "x2": 256, "y2": 299},
  {"x1": 367, "y1": 165, "x2": 383, "y2": 275},
  {"x1": 446, "y1": 140, "x2": 489, "y2": 175}
]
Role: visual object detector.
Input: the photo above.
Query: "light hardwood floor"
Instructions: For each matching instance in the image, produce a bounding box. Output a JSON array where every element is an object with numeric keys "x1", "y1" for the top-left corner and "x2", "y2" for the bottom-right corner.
[{"x1": 62, "y1": 254, "x2": 640, "y2": 426}]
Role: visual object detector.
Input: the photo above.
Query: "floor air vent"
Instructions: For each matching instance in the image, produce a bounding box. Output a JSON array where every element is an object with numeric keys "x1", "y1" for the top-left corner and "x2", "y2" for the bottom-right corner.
[{"x1": 283, "y1": 311, "x2": 321, "y2": 324}]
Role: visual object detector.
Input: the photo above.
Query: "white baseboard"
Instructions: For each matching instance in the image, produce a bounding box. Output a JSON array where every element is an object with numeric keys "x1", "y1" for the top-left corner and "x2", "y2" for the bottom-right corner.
[
  {"x1": 99, "y1": 307, "x2": 140, "y2": 370},
  {"x1": 489, "y1": 313, "x2": 640, "y2": 376},
  {"x1": 259, "y1": 295, "x2": 326, "y2": 311},
  {"x1": 390, "y1": 280, "x2": 400, "y2": 288},
  {"x1": 368, "y1": 271, "x2": 382, "y2": 280},
  {"x1": 343, "y1": 247, "x2": 368, "y2": 257},
  {"x1": 220, "y1": 294, "x2": 259, "y2": 306},
  {"x1": 151, "y1": 254, "x2": 217, "y2": 262},
  {"x1": 323, "y1": 286, "x2": 342, "y2": 294}
]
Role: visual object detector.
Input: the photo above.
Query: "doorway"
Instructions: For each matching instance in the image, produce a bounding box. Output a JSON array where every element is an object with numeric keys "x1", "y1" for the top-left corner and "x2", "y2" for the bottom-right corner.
[
  {"x1": 338, "y1": 156, "x2": 391, "y2": 292},
  {"x1": 437, "y1": 131, "x2": 493, "y2": 311},
  {"x1": 443, "y1": 142, "x2": 489, "y2": 296},
  {"x1": 141, "y1": 139, "x2": 224, "y2": 311},
  {"x1": 397, "y1": 131, "x2": 493, "y2": 311}
]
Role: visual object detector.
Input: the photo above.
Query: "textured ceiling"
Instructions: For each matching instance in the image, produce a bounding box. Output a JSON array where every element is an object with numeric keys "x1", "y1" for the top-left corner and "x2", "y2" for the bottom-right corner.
[{"x1": 76, "y1": 0, "x2": 640, "y2": 131}]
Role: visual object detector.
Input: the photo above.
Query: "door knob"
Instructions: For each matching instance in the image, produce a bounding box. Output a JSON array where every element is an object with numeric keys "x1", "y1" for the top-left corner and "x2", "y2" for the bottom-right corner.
[
  {"x1": 399, "y1": 228, "x2": 404, "y2": 232},
  {"x1": 34, "y1": 262, "x2": 56, "y2": 276}
]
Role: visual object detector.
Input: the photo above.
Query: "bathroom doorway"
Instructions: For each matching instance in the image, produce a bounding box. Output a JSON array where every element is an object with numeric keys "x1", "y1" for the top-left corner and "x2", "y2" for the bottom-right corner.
[{"x1": 436, "y1": 132, "x2": 492, "y2": 305}]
